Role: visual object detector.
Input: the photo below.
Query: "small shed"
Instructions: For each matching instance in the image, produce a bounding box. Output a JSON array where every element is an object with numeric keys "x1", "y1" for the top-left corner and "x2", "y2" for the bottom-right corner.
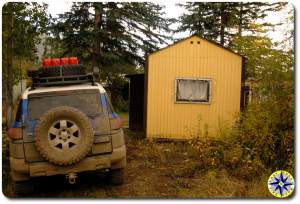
[
  {"x1": 128, "y1": 35, "x2": 246, "y2": 139},
  {"x1": 126, "y1": 74, "x2": 144, "y2": 131}
]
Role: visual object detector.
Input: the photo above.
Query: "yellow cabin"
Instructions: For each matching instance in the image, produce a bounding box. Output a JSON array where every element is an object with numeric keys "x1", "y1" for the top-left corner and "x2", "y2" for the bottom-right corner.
[{"x1": 127, "y1": 35, "x2": 246, "y2": 140}]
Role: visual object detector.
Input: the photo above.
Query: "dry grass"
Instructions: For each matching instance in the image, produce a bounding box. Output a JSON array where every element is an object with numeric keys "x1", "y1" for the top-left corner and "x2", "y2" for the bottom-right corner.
[{"x1": 2, "y1": 129, "x2": 274, "y2": 198}]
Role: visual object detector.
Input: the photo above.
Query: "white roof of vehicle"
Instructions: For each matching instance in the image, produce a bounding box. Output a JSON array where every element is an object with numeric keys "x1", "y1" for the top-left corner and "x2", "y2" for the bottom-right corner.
[{"x1": 22, "y1": 83, "x2": 106, "y2": 99}]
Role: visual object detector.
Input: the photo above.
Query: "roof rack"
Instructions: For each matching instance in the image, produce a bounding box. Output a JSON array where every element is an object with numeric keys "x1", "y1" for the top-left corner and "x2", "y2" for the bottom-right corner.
[
  {"x1": 28, "y1": 64, "x2": 96, "y2": 88},
  {"x1": 32, "y1": 74, "x2": 95, "y2": 88}
]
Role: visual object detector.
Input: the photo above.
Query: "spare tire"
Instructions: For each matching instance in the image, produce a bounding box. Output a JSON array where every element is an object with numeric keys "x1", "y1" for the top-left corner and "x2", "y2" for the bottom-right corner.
[{"x1": 35, "y1": 106, "x2": 94, "y2": 166}]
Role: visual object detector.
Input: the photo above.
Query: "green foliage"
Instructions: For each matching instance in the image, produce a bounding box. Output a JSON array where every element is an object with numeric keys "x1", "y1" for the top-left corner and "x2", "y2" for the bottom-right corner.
[
  {"x1": 189, "y1": 136, "x2": 226, "y2": 169},
  {"x1": 231, "y1": 35, "x2": 293, "y2": 80},
  {"x1": 188, "y1": 45, "x2": 294, "y2": 177},
  {"x1": 50, "y1": 2, "x2": 173, "y2": 69},
  {"x1": 234, "y1": 97, "x2": 294, "y2": 173},
  {"x1": 2, "y1": 2, "x2": 49, "y2": 82},
  {"x1": 229, "y1": 20, "x2": 295, "y2": 175},
  {"x1": 188, "y1": 110, "x2": 293, "y2": 180},
  {"x1": 2, "y1": 132, "x2": 13, "y2": 197},
  {"x1": 177, "y1": 2, "x2": 286, "y2": 46},
  {"x1": 105, "y1": 75, "x2": 129, "y2": 111},
  {"x1": 2, "y1": 2, "x2": 48, "y2": 59},
  {"x1": 49, "y1": 2, "x2": 174, "y2": 108}
]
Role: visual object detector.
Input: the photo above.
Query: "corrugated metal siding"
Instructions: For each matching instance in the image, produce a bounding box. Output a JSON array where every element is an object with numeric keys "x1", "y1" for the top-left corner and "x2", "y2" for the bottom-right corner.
[{"x1": 146, "y1": 36, "x2": 242, "y2": 139}]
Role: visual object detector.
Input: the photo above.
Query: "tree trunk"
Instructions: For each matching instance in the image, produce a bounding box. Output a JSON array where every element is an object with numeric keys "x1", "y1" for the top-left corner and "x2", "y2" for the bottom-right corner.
[
  {"x1": 238, "y1": 3, "x2": 243, "y2": 36},
  {"x1": 6, "y1": 5, "x2": 14, "y2": 128},
  {"x1": 93, "y1": 2, "x2": 103, "y2": 64},
  {"x1": 220, "y1": 4, "x2": 225, "y2": 46},
  {"x1": 220, "y1": 24, "x2": 225, "y2": 46},
  {"x1": 92, "y1": 2, "x2": 103, "y2": 82}
]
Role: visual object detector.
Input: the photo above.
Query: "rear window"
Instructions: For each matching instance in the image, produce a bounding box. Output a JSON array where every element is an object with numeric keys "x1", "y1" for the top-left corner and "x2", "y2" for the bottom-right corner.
[{"x1": 28, "y1": 89, "x2": 102, "y2": 120}]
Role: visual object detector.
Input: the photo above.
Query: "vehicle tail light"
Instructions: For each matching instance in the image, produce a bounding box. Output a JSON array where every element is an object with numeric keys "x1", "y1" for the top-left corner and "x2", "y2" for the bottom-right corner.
[
  {"x1": 110, "y1": 117, "x2": 123, "y2": 130},
  {"x1": 8, "y1": 128, "x2": 23, "y2": 140}
]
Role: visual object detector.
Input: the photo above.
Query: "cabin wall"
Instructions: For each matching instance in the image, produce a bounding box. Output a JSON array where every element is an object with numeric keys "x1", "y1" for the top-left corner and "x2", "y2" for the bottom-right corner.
[{"x1": 146, "y1": 36, "x2": 242, "y2": 139}]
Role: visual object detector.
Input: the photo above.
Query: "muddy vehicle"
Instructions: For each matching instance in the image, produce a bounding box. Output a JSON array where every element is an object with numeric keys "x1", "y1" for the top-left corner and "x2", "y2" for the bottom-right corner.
[{"x1": 8, "y1": 57, "x2": 126, "y2": 194}]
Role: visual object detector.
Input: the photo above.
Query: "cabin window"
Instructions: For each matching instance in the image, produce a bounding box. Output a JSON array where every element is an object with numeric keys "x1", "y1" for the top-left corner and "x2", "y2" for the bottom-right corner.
[{"x1": 175, "y1": 78, "x2": 211, "y2": 103}]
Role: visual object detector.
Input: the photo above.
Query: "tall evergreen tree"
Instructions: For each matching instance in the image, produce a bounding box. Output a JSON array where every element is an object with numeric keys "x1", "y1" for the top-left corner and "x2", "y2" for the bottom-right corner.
[
  {"x1": 2, "y1": 2, "x2": 48, "y2": 127},
  {"x1": 177, "y1": 2, "x2": 286, "y2": 46},
  {"x1": 51, "y1": 2, "x2": 173, "y2": 70},
  {"x1": 50, "y1": 2, "x2": 173, "y2": 107}
]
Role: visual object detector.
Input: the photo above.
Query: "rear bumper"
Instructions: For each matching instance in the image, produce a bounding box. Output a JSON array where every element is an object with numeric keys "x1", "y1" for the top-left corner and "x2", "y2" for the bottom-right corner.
[{"x1": 10, "y1": 145, "x2": 126, "y2": 181}]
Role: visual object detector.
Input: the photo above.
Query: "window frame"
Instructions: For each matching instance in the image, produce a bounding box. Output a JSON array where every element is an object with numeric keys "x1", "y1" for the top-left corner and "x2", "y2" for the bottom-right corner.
[
  {"x1": 174, "y1": 77, "x2": 212, "y2": 104},
  {"x1": 27, "y1": 89, "x2": 103, "y2": 120},
  {"x1": 104, "y1": 92, "x2": 115, "y2": 114}
]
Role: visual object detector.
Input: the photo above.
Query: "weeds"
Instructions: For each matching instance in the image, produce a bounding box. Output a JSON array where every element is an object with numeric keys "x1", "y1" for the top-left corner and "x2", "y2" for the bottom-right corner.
[
  {"x1": 2, "y1": 131, "x2": 14, "y2": 197},
  {"x1": 2, "y1": 109, "x2": 292, "y2": 198},
  {"x1": 186, "y1": 105, "x2": 294, "y2": 182}
]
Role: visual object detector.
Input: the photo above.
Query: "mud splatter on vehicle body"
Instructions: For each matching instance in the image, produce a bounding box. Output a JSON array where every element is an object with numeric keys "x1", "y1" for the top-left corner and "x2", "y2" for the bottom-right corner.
[{"x1": 8, "y1": 58, "x2": 126, "y2": 195}]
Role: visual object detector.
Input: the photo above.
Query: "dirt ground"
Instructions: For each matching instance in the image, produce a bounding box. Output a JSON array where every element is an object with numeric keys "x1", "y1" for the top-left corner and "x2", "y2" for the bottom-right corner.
[{"x1": 2, "y1": 127, "x2": 273, "y2": 198}]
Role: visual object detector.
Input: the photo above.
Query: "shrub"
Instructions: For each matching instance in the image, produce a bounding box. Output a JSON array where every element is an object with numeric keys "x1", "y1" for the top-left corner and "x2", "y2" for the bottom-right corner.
[
  {"x1": 232, "y1": 100, "x2": 294, "y2": 173},
  {"x1": 188, "y1": 93, "x2": 294, "y2": 179},
  {"x1": 189, "y1": 136, "x2": 226, "y2": 169}
]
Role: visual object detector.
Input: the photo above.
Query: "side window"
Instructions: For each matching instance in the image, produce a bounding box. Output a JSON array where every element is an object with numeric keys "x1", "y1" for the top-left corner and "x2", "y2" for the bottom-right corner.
[
  {"x1": 104, "y1": 92, "x2": 115, "y2": 114},
  {"x1": 175, "y1": 78, "x2": 211, "y2": 103},
  {"x1": 15, "y1": 100, "x2": 22, "y2": 122}
]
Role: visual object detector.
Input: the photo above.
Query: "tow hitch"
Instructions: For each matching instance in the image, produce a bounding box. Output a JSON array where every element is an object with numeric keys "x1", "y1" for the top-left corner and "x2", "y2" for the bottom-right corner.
[{"x1": 66, "y1": 173, "x2": 77, "y2": 184}]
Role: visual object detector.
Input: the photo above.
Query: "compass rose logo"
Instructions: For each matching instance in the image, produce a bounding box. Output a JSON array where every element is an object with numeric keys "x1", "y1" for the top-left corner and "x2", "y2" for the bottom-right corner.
[{"x1": 267, "y1": 170, "x2": 294, "y2": 198}]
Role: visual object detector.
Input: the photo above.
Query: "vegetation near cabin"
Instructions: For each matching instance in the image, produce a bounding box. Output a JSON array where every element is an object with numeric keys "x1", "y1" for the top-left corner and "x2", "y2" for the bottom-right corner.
[{"x1": 2, "y1": 2, "x2": 294, "y2": 198}]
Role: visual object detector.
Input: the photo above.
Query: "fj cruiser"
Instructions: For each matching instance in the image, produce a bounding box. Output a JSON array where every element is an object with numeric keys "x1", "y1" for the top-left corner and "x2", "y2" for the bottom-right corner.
[{"x1": 8, "y1": 57, "x2": 126, "y2": 194}]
